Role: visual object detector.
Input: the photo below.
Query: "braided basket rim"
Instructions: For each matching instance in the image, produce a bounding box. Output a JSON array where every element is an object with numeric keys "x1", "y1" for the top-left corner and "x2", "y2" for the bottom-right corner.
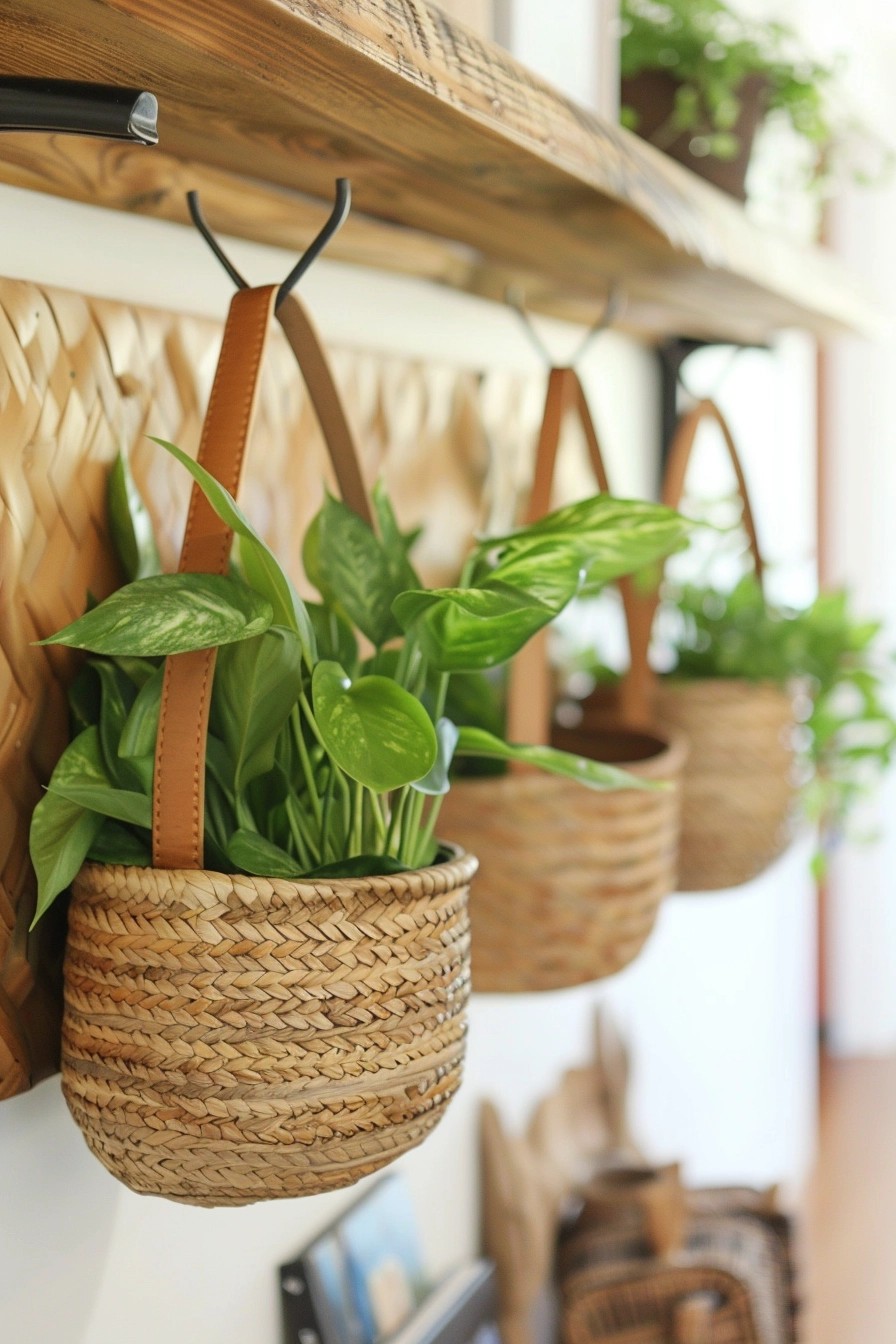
[
  {"x1": 551, "y1": 722, "x2": 689, "y2": 781},
  {"x1": 75, "y1": 842, "x2": 478, "y2": 908}
]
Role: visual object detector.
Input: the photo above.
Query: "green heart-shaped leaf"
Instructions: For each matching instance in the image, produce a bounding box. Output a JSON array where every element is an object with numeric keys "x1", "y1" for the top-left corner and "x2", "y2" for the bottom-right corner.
[
  {"x1": 393, "y1": 582, "x2": 555, "y2": 672},
  {"x1": 312, "y1": 660, "x2": 437, "y2": 792},
  {"x1": 41, "y1": 573, "x2": 273, "y2": 656}
]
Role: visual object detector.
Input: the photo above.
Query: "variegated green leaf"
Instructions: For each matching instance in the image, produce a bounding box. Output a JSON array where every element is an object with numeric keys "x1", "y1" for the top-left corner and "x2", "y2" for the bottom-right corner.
[
  {"x1": 312, "y1": 660, "x2": 437, "y2": 792},
  {"x1": 150, "y1": 438, "x2": 316, "y2": 665},
  {"x1": 40, "y1": 574, "x2": 272, "y2": 656}
]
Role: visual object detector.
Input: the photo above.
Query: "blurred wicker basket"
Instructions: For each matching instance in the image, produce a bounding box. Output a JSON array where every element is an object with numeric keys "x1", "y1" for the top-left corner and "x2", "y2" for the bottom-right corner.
[
  {"x1": 443, "y1": 725, "x2": 685, "y2": 992},
  {"x1": 648, "y1": 399, "x2": 797, "y2": 891},
  {"x1": 444, "y1": 367, "x2": 684, "y2": 993},
  {"x1": 654, "y1": 677, "x2": 795, "y2": 891}
]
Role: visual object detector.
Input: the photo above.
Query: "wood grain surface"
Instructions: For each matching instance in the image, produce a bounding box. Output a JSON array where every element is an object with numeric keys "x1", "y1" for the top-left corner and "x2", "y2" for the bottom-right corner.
[{"x1": 0, "y1": 0, "x2": 874, "y2": 341}]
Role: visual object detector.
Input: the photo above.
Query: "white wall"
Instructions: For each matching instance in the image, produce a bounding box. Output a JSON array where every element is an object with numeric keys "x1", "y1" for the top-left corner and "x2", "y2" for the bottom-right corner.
[
  {"x1": 782, "y1": 0, "x2": 896, "y2": 1055},
  {"x1": 0, "y1": 180, "x2": 818, "y2": 1344}
]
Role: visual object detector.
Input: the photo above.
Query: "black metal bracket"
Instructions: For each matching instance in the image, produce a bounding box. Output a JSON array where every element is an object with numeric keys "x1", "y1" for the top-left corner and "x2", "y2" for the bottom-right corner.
[
  {"x1": 658, "y1": 336, "x2": 770, "y2": 477},
  {"x1": 0, "y1": 78, "x2": 158, "y2": 143}
]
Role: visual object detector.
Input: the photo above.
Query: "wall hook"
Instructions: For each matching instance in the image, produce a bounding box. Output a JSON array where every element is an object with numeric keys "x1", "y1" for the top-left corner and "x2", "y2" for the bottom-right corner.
[
  {"x1": 506, "y1": 283, "x2": 625, "y2": 369},
  {"x1": 0, "y1": 78, "x2": 157, "y2": 143},
  {"x1": 188, "y1": 178, "x2": 352, "y2": 308}
]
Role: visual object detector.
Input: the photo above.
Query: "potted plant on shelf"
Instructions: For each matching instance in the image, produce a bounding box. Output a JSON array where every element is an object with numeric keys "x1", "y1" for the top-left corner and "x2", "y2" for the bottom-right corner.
[
  {"x1": 619, "y1": 0, "x2": 884, "y2": 201},
  {"x1": 32, "y1": 439, "x2": 691, "y2": 1205}
]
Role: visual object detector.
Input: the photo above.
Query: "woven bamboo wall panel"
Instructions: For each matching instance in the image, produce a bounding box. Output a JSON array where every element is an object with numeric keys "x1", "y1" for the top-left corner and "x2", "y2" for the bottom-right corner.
[{"x1": 0, "y1": 275, "x2": 532, "y2": 1100}]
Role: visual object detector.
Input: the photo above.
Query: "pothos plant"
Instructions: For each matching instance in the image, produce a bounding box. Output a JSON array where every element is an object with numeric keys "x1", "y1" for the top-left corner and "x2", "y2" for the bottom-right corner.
[
  {"x1": 29, "y1": 442, "x2": 692, "y2": 925},
  {"x1": 666, "y1": 574, "x2": 896, "y2": 868}
]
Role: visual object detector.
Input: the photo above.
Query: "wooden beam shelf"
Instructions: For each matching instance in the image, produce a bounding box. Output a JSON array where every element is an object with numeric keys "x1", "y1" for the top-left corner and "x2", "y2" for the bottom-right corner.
[{"x1": 0, "y1": 0, "x2": 875, "y2": 342}]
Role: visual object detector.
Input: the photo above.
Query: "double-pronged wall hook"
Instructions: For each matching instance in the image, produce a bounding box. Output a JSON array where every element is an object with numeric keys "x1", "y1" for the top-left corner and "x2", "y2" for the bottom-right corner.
[
  {"x1": 506, "y1": 284, "x2": 626, "y2": 369},
  {"x1": 188, "y1": 178, "x2": 352, "y2": 308},
  {"x1": 0, "y1": 78, "x2": 157, "y2": 143}
]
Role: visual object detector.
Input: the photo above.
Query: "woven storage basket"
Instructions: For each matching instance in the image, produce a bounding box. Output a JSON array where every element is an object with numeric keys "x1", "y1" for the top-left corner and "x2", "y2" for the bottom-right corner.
[
  {"x1": 629, "y1": 399, "x2": 797, "y2": 892},
  {"x1": 60, "y1": 285, "x2": 475, "y2": 1204},
  {"x1": 556, "y1": 1165, "x2": 797, "y2": 1344},
  {"x1": 440, "y1": 367, "x2": 685, "y2": 993}
]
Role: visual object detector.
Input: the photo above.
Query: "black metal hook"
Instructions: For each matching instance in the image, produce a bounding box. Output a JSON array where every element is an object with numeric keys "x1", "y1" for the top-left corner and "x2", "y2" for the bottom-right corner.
[
  {"x1": 506, "y1": 284, "x2": 625, "y2": 369},
  {"x1": 0, "y1": 78, "x2": 158, "y2": 143},
  {"x1": 188, "y1": 178, "x2": 352, "y2": 308}
]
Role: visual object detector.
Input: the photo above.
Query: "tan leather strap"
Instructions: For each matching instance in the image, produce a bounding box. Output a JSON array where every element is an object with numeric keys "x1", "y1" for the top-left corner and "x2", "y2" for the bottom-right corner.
[
  {"x1": 619, "y1": 396, "x2": 764, "y2": 726},
  {"x1": 152, "y1": 287, "x2": 374, "y2": 869},
  {"x1": 277, "y1": 295, "x2": 374, "y2": 528},
  {"x1": 153, "y1": 285, "x2": 278, "y2": 868},
  {"x1": 662, "y1": 397, "x2": 763, "y2": 580},
  {"x1": 507, "y1": 367, "x2": 613, "y2": 744}
]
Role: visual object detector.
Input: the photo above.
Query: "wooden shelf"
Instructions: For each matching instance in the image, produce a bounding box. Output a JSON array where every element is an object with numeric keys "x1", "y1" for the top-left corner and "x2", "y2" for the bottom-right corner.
[{"x1": 0, "y1": 0, "x2": 875, "y2": 341}]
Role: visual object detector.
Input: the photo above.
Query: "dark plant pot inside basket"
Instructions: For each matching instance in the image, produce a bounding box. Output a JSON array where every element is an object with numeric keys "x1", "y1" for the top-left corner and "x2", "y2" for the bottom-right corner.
[{"x1": 621, "y1": 70, "x2": 769, "y2": 201}]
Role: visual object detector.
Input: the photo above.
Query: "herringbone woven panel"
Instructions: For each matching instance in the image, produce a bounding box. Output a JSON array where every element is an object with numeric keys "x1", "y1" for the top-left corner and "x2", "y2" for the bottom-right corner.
[{"x1": 0, "y1": 276, "x2": 521, "y2": 1100}]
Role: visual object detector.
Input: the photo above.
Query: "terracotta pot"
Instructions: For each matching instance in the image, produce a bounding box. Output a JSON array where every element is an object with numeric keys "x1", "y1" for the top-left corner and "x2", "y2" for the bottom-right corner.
[{"x1": 621, "y1": 69, "x2": 769, "y2": 201}]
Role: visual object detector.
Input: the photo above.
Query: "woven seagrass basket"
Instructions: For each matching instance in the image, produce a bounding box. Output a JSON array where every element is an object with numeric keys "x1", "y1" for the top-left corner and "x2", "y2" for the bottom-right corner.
[
  {"x1": 59, "y1": 284, "x2": 476, "y2": 1204},
  {"x1": 63, "y1": 851, "x2": 474, "y2": 1206},
  {"x1": 442, "y1": 725, "x2": 685, "y2": 993},
  {"x1": 647, "y1": 399, "x2": 797, "y2": 891},
  {"x1": 442, "y1": 367, "x2": 685, "y2": 993},
  {"x1": 654, "y1": 678, "x2": 795, "y2": 891}
]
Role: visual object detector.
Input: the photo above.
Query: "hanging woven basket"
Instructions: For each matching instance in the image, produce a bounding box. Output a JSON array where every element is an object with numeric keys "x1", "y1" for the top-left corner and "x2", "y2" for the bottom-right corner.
[
  {"x1": 63, "y1": 851, "x2": 474, "y2": 1206},
  {"x1": 440, "y1": 367, "x2": 685, "y2": 994},
  {"x1": 651, "y1": 399, "x2": 797, "y2": 891},
  {"x1": 60, "y1": 285, "x2": 476, "y2": 1205}
]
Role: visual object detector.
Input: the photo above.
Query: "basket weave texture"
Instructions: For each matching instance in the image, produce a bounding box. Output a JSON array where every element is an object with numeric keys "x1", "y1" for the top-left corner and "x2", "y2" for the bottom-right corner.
[
  {"x1": 654, "y1": 679, "x2": 796, "y2": 891},
  {"x1": 440, "y1": 728, "x2": 685, "y2": 993},
  {"x1": 62, "y1": 850, "x2": 475, "y2": 1206}
]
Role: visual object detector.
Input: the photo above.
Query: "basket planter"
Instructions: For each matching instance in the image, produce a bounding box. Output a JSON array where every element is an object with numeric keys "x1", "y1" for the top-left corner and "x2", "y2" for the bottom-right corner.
[
  {"x1": 654, "y1": 678, "x2": 795, "y2": 890},
  {"x1": 442, "y1": 725, "x2": 684, "y2": 993},
  {"x1": 649, "y1": 399, "x2": 798, "y2": 891},
  {"x1": 621, "y1": 70, "x2": 769, "y2": 201},
  {"x1": 62, "y1": 848, "x2": 475, "y2": 1206},
  {"x1": 442, "y1": 367, "x2": 685, "y2": 993},
  {"x1": 52, "y1": 283, "x2": 481, "y2": 1203}
]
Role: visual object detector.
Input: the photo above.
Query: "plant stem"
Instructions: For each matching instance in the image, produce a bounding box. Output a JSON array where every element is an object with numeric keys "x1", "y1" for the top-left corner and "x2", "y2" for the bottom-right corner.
[
  {"x1": 414, "y1": 795, "x2": 443, "y2": 867},
  {"x1": 290, "y1": 704, "x2": 322, "y2": 826},
  {"x1": 385, "y1": 786, "x2": 408, "y2": 856},
  {"x1": 367, "y1": 790, "x2": 387, "y2": 847},
  {"x1": 351, "y1": 779, "x2": 364, "y2": 854}
]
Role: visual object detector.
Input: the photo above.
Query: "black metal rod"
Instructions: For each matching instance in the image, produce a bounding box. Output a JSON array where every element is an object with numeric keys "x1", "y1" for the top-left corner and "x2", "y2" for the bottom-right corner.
[
  {"x1": 0, "y1": 79, "x2": 158, "y2": 144},
  {"x1": 187, "y1": 179, "x2": 352, "y2": 304},
  {"x1": 276, "y1": 178, "x2": 351, "y2": 308},
  {"x1": 187, "y1": 191, "x2": 249, "y2": 291}
]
